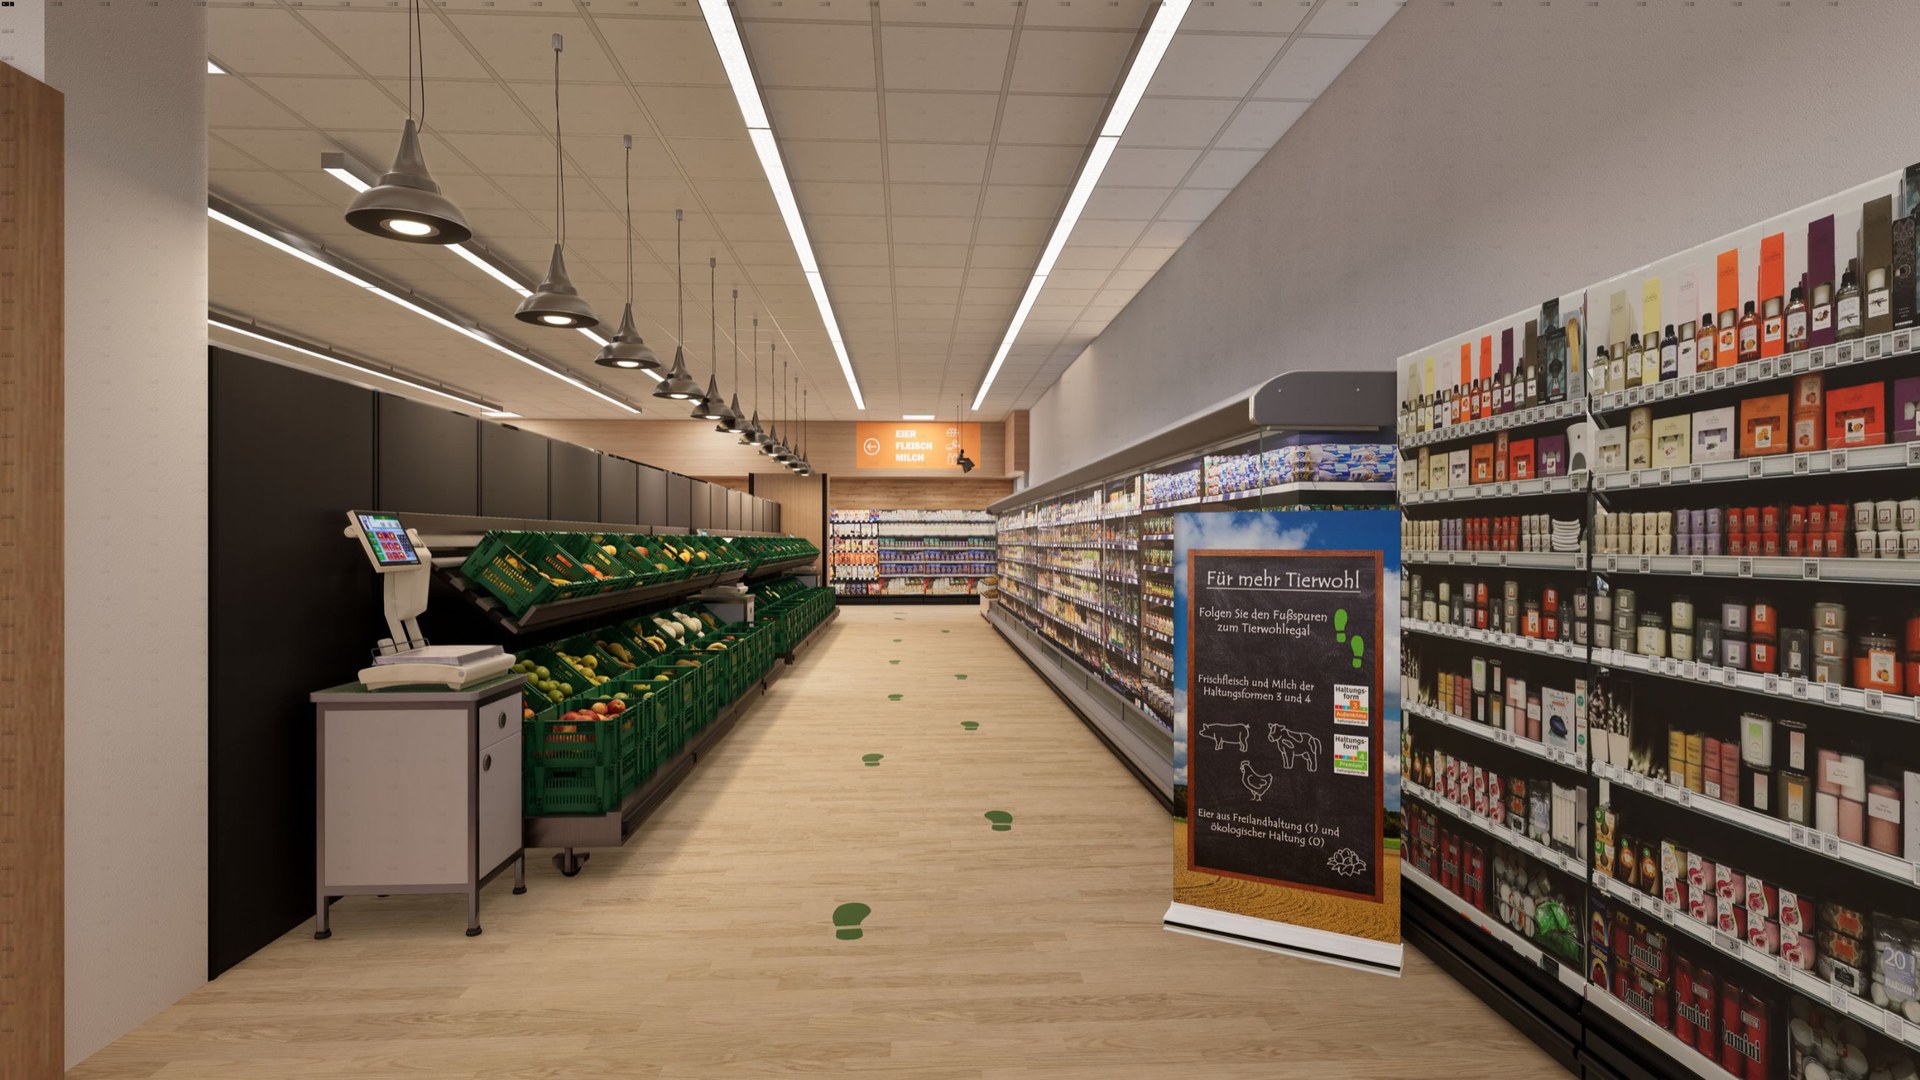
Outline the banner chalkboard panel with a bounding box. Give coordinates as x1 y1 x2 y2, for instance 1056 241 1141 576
1185 548 1384 902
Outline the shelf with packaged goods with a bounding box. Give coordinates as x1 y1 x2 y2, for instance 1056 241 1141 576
868 570 995 579
1402 549 1588 571
1587 870 1920 1052
999 558 1101 581
1402 470 1591 505
1594 551 1920 586
1405 781 1589 879
1405 701 1586 770
1142 625 1173 647
1583 986 1728 1080
1403 617 1588 663
1402 865 1591 993
1589 329 1918 415
1202 479 1400 504
1401 397 1590 450
1591 761 1920 892
1591 645 1920 725
1595 441 1920 494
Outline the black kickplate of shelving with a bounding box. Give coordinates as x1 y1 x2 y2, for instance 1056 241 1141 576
1404 887 1581 1077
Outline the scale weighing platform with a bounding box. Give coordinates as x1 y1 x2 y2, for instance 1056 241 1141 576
345 511 515 690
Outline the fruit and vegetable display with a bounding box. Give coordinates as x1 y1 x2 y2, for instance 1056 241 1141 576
520 599 797 817
461 530 781 618
746 576 837 655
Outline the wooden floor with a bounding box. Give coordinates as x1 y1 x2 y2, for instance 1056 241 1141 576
71 605 1560 1079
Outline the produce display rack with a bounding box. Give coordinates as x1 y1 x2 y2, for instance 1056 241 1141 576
829 509 996 601
1395 164 1920 1080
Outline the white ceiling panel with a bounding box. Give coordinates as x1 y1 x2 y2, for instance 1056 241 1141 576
209 1 1389 419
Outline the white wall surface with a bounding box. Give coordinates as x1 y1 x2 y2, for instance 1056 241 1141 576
46 6 209 1066
1028 0 1920 483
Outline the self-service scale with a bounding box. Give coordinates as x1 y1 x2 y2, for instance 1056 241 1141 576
344 510 514 690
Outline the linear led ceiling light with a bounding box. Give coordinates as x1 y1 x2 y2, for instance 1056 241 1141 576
698 0 865 411
207 59 226 74
902 413 936 421
970 0 1191 412
321 152 662 381
208 196 640 414
209 314 506 415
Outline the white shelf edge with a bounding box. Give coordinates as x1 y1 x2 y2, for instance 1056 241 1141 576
1403 783 1587 878
1404 700 1586 769
1402 865 1586 991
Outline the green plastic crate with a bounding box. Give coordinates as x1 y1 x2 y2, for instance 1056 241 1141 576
462 531 600 617
524 706 628 815
621 535 694 582
548 533 640 594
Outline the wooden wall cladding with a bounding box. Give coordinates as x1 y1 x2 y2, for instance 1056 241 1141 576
750 471 825 571
828 477 1015 511
0 62 64 1079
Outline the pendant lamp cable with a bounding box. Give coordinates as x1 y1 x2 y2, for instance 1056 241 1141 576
552 38 566 248
622 135 632 305
732 290 740 389
752 316 759 414
675 208 684 346
406 0 426 126
709 257 717 379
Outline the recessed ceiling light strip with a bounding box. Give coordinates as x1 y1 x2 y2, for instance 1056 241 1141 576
208 195 641 414
970 0 1192 412
208 312 509 415
700 0 865 411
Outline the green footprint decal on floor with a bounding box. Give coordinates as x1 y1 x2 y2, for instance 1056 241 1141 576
887 693 903 702
832 903 871 940
892 638 902 643
941 629 950 634
889 659 900 665
961 721 979 731
861 753 884 767
984 810 1013 831
954 674 968 680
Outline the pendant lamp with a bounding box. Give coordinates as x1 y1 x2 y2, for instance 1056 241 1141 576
786 376 806 472
691 258 735 422
792 387 809 475
594 134 659 371
515 34 599 329
758 342 782 455
738 318 765 445
955 401 976 473
344 0 470 244
716 291 747 434
651 209 705 400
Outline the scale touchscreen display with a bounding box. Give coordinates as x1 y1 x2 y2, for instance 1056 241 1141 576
358 513 419 566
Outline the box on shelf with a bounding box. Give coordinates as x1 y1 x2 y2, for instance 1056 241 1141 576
1825 381 1887 448
1738 394 1790 457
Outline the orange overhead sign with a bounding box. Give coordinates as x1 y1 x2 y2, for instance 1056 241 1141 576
855 422 981 471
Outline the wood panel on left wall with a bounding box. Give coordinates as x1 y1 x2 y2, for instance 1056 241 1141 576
0 62 65 1079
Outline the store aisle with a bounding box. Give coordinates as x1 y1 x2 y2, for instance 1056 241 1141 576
72 606 1557 1079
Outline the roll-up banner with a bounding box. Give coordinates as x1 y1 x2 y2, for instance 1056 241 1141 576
1164 510 1403 976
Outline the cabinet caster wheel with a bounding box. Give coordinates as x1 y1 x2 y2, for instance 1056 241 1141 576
465 927 482 937
314 930 332 941
552 850 590 877
512 885 527 894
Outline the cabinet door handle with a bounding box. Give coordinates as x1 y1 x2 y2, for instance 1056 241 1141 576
482 754 493 772
497 710 508 730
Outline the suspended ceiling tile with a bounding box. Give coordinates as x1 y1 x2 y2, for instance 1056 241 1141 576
987 143 1087 186
1157 186 1229 222
639 85 753 139
596 17 733 87
1024 0 1154 30
1304 0 1402 37
834 285 896 305
887 143 992 185
996 93 1106 145
1122 97 1238 148
441 13 624 84
1082 186 1171 220
880 26 1014 93
896 286 961 305
1103 146 1201 187
1065 216 1147 247
210 169 335 209
708 213 793 243
816 241 894 267
894 266 967 288
1257 36 1370 100
744 22 878 90
963 244 1036 270
827 265 895 287
894 245 972 268
981 184 1066 218
1117 245 1171 272
214 128 368 175
781 141 886 183
1053 245 1127 270
808 214 893 243
793 181 887 215
1151 34 1285 97
390 80 539 136
299 10 496 80
1181 0 1311 34
963 266 1030 290
738 0 872 22
766 88 881 140
1007 29 1134 96
1185 147 1267 189
882 92 1001 144
1215 99 1310 149
891 216 978 245
1137 219 1200 247
671 138 765 180
971 217 1050 246
1043 267 1110 290
211 9 359 77
889 184 984 217
875 0 1021 26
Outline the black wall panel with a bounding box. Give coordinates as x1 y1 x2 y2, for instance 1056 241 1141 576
209 348 379 978
728 488 745 531
479 423 549 517
637 464 668 527
667 473 692 527
599 456 639 525
375 395 478 515
767 499 780 533
689 480 712 530
548 440 599 522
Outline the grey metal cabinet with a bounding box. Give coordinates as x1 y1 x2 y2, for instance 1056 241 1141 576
310 674 528 938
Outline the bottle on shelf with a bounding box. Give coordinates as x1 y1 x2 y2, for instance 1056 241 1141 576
1696 313 1716 371
1784 286 1809 352
1716 307 1739 367
1625 333 1644 387
1760 296 1784 357
1736 300 1761 363
1835 264 1863 340
1659 324 1679 381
